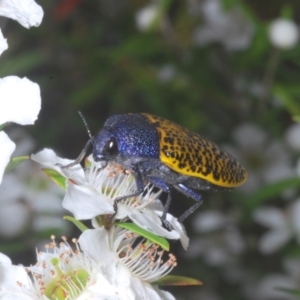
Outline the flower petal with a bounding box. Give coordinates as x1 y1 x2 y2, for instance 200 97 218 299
153 286 176 300
0 132 16 184
78 228 118 283
269 19 299 49
0 76 41 125
253 207 287 229
0 0 43 28
63 182 114 219
31 148 84 178
257 274 296 300
164 212 189 250
0 29 8 56
135 4 159 32
0 253 33 298
128 210 181 240
193 210 228 233
258 229 291 254
0 252 11 264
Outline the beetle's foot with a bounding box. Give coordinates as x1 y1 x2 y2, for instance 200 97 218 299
162 218 174 231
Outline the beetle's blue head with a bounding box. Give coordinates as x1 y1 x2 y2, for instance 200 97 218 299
93 114 159 163
93 128 118 162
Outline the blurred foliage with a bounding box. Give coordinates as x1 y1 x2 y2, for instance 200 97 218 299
2 0 300 299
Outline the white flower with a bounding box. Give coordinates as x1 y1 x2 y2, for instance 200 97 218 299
253 200 300 254
157 65 177 83
285 123 300 151
245 257 300 300
0 164 68 239
184 210 245 266
0 1 43 185
0 252 35 299
79 227 177 288
269 19 299 49
0 0 43 28
0 128 67 239
193 0 254 51
0 76 41 184
0 229 176 300
0 76 41 125
0 28 8 56
255 274 296 300
135 3 160 32
226 123 295 193
31 149 189 250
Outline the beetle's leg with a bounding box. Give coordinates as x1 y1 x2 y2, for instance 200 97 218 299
175 183 203 223
147 176 173 230
112 169 145 217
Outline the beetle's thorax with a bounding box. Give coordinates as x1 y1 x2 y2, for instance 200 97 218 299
93 114 160 163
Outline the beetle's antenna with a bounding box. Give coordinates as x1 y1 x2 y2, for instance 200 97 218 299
78 110 93 139
60 111 93 169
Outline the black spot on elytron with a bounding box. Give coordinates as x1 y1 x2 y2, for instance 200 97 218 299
178 163 187 169
164 137 175 145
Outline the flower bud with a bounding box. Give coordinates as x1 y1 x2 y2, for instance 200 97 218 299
269 19 299 49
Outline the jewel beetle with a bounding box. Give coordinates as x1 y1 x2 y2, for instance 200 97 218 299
66 113 247 226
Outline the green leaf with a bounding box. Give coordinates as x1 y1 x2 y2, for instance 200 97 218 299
42 169 67 190
5 156 29 172
154 275 202 286
63 216 88 232
0 51 45 77
281 5 294 19
277 288 300 297
116 222 170 251
293 115 300 123
273 85 300 116
0 123 6 131
245 177 300 209
0 241 29 254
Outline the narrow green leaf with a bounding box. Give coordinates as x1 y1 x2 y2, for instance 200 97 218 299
277 288 300 297
64 216 88 232
154 275 203 286
42 169 67 190
273 85 300 116
0 241 29 254
0 51 45 77
245 177 300 209
5 156 29 172
0 123 6 131
117 222 170 251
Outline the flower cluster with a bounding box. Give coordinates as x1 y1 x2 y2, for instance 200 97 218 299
26 149 190 299
0 2 202 299
1 147 187 299
0 0 43 184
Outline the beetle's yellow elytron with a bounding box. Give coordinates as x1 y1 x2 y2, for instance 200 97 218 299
67 113 247 227
143 114 247 188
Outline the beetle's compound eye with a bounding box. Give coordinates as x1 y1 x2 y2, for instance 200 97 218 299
103 137 118 157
